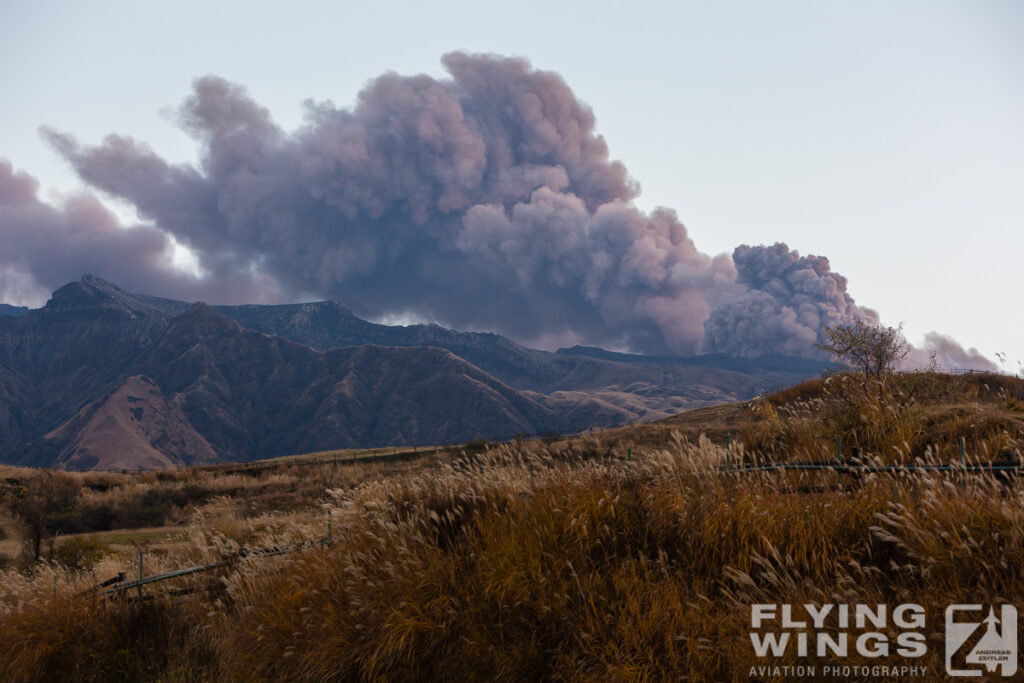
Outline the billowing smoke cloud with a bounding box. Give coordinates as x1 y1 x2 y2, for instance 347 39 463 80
34 53 740 353
0 161 174 301
904 333 998 372
0 52 994 367
702 243 878 357
0 161 279 305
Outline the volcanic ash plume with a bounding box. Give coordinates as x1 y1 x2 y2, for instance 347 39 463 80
904 333 997 372
0 52 993 366
0 161 278 305
702 243 878 357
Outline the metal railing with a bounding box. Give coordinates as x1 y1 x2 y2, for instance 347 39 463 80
90 529 337 600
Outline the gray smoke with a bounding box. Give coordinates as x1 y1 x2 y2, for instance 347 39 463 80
0 52 994 366
904 333 998 372
702 243 878 356
36 53 737 353
0 160 279 305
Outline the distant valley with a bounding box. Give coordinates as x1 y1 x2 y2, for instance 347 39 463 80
0 276 833 470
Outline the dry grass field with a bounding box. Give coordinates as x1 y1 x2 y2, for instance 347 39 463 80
1 371 1022 681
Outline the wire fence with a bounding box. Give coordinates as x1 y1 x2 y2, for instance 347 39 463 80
718 461 1024 475
935 367 1017 376
88 527 338 602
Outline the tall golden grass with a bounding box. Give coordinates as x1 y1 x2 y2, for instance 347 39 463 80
0 372 1021 681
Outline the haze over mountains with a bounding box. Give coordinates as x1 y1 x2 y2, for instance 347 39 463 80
0 276 831 470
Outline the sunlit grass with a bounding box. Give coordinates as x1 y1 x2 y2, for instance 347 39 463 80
1 371 1022 680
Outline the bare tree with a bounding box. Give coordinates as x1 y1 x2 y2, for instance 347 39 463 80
4 470 80 564
817 319 910 381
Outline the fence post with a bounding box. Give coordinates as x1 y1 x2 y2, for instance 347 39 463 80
725 434 732 469
959 436 966 464
835 435 843 465
138 549 144 599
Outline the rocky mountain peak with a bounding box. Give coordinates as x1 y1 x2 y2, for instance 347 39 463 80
45 275 172 319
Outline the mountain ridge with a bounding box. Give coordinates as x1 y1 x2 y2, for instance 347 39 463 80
0 277 833 469
0 304 29 318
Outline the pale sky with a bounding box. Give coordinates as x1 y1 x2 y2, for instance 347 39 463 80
1 0 1021 365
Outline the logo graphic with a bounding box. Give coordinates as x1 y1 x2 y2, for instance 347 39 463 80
946 605 1018 677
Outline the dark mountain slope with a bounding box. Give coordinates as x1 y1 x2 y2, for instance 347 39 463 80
217 302 564 389
137 304 562 458
216 300 826 402
3 300 583 468
0 276 832 469
0 278 177 443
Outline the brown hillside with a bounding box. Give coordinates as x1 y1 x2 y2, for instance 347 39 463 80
597 371 1024 464
46 375 217 471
